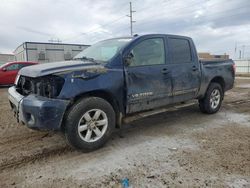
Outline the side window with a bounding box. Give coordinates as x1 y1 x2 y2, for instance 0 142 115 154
6 64 19 71
169 38 192 63
18 63 31 69
129 38 165 66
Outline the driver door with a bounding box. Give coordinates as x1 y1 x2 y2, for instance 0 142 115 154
124 37 172 114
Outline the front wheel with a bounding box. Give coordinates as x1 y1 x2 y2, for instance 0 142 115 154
64 97 115 152
199 83 223 114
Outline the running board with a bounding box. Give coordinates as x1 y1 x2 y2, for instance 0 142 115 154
122 101 197 124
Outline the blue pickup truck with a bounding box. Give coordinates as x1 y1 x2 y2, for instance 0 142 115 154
8 34 235 151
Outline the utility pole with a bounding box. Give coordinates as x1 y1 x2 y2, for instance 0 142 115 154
127 2 136 36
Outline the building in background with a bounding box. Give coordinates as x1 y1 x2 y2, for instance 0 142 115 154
0 53 15 65
234 60 250 74
14 42 90 63
198 52 250 74
198 52 229 60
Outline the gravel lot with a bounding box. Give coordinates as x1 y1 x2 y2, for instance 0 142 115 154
0 78 249 188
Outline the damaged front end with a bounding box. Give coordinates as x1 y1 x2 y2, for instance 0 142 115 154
8 60 109 131
16 75 65 98
8 75 69 131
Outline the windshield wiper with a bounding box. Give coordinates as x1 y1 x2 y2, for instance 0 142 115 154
74 56 100 64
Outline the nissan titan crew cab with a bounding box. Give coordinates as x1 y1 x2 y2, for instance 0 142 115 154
8 34 235 151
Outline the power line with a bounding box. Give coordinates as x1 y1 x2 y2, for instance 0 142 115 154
16 26 53 37
134 2 249 31
63 1 133 42
132 0 209 32
92 0 245 38
63 0 249 43
62 0 198 41
135 0 201 20
136 0 243 23
76 0 169 38
63 15 127 42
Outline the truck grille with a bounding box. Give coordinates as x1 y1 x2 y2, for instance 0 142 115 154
16 75 65 98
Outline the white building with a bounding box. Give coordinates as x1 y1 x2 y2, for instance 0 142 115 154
0 53 15 65
14 42 89 63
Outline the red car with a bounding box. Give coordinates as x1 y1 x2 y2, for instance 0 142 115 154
0 61 38 85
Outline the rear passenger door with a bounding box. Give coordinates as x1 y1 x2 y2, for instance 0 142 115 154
124 37 172 113
167 37 201 102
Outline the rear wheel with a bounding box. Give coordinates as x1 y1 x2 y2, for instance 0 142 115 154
65 97 115 151
199 83 223 114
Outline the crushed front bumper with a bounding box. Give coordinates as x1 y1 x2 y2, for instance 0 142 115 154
8 86 70 130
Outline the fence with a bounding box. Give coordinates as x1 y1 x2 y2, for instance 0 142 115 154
234 60 250 74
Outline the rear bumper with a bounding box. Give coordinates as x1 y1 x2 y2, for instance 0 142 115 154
8 86 70 130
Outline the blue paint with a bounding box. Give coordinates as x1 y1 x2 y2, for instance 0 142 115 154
8 34 235 130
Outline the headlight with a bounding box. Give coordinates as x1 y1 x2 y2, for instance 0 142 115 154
16 75 65 98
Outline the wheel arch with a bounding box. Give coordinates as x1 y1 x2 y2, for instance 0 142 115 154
198 76 225 100
209 76 225 92
62 90 122 130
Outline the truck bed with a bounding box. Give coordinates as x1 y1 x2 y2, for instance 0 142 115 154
197 59 235 99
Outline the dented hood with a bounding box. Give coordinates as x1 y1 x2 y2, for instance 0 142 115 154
19 60 105 77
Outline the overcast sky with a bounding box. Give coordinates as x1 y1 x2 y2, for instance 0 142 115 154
0 0 250 59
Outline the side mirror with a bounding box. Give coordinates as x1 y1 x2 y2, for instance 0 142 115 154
124 52 134 66
2 68 7 72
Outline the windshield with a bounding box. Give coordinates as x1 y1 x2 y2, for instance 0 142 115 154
74 38 131 62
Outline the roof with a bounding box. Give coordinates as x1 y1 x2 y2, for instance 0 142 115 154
0 53 14 56
14 42 90 53
3 61 38 64
24 41 90 46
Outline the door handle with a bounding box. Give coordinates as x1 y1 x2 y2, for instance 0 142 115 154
161 68 169 74
192 66 198 71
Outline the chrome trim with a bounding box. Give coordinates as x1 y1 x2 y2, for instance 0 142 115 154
8 86 25 123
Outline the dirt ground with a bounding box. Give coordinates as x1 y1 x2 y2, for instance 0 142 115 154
0 78 249 188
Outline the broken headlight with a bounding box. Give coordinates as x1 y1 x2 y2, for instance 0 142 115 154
16 75 65 98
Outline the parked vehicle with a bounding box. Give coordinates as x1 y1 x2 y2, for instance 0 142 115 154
0 61 38 85
8 34 235 151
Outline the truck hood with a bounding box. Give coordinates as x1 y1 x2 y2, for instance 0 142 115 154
19 60 105 77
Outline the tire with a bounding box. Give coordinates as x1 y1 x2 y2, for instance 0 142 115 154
199 83 223 114
64 97 115 152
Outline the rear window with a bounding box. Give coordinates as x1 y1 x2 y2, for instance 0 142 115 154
169 38 192 63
